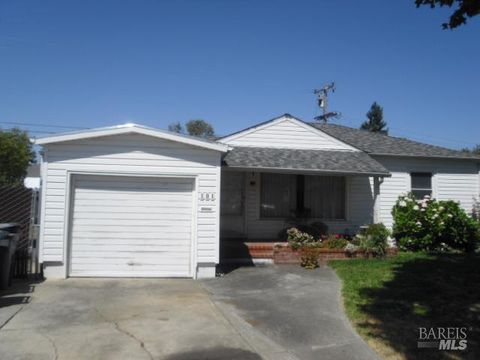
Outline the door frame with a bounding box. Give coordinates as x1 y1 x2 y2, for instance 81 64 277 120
64 171 198 278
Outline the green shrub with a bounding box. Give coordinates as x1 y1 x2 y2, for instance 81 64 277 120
355 223 390 256
392 193 479 252
286 228 320 250
320 235 348 249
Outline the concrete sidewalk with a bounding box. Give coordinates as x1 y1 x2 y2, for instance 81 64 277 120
202 265 379 360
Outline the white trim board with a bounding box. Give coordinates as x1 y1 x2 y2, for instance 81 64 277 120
35 123 229 153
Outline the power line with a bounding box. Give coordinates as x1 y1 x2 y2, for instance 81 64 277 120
0 121 88 130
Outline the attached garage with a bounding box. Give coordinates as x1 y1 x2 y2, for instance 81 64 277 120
69 175 195 278
36 124 228 279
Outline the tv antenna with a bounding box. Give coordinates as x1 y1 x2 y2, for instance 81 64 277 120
314 82 340 123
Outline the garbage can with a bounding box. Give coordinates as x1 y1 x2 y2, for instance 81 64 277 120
0 223 20 290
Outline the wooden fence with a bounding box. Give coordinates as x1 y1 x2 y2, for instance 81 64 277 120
0 186 40 277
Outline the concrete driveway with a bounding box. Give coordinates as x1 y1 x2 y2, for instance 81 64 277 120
0 278 260 360
0 266 377 360
203 265 379 360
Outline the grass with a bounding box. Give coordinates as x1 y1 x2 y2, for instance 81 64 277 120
329 252 480 359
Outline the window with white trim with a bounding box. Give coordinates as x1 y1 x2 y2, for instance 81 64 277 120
411 172 432 199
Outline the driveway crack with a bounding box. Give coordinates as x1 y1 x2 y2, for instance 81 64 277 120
40 333 59 360
0 306 24 330
94 308 154 360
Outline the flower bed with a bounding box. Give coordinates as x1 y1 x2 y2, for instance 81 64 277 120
273 243 397 265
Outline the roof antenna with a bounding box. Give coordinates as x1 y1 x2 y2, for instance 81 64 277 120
314 82 340 123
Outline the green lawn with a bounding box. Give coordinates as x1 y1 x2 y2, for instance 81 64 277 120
329 252 480 360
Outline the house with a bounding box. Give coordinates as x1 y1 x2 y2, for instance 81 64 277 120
35 115 480 279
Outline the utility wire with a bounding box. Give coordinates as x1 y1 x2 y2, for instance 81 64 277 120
0 121 88 130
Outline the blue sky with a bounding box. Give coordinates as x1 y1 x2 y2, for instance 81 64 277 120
1 0 479 149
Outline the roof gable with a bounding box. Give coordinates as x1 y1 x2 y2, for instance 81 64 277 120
35 124 229 152
220 114 359 151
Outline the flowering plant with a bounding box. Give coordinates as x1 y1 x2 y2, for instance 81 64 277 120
392 193 479 252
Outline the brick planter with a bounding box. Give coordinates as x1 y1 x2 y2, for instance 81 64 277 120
273 243 397 265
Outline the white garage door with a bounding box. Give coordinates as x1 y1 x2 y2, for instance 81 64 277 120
69 175 194 277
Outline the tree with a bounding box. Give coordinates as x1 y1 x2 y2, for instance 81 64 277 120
461 144 480 154
185 119 215 139
415 0 480 29
168 122 183 134
360 102 388 134
0 128 35 186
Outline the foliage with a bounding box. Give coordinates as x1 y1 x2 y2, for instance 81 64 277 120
278 218 328 241
168 122 183 133
461 144 480 154
300 248 320 269
355 223 390 257
0 128 35 186
360 102 388 134
330 252 480 359
344 242 359 256
415 0 480 29
185 119 215 139
286 228 320 250
392 193 479 252
167 119 215 139
320 235 349 249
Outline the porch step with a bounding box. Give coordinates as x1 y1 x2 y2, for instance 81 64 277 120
220 241 278 260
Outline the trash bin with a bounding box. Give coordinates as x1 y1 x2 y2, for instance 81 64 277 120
0 223 20 290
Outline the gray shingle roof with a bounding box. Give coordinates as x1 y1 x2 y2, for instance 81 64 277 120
223 147 390 176
312 123 480 160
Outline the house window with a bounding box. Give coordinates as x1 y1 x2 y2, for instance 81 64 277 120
260 174 297 218
221 172 245 215
304 175 346 219
411 172 432 199
260 173 346 220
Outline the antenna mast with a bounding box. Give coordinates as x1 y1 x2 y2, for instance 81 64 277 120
314 82 339 123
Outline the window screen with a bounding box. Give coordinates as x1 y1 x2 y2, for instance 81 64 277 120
304 176 346 220
411 172 432 199
260 173 297 218
221 172 245 215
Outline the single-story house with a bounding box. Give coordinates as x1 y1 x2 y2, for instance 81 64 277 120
35 114 480 279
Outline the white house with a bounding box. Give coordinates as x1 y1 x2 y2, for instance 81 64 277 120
35 115 480 279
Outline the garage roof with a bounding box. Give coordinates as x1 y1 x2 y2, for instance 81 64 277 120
34 123 229 152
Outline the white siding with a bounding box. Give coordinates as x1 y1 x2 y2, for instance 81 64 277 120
220 171 374 239
375 156 480 228
221 117 358 150
40 133 222 274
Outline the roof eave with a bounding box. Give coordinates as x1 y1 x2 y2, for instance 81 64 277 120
34 125 229 153
222 165 391 177
370 153 480 161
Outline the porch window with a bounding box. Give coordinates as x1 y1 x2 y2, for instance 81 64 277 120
411 172 432 199
304 176 346 219
260 174 297 218
221 172 245 215
260 173 346 220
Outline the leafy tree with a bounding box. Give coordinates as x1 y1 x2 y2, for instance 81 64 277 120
360 102 388 134
168 122 183 134
415 0 480 29
0 128 35 186
185 119 215 139
461 144 480 154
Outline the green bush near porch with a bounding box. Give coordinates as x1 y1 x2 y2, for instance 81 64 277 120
392 193 480 252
